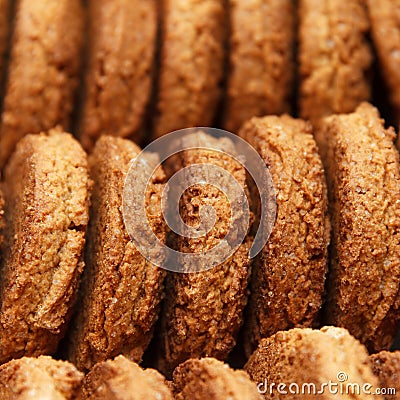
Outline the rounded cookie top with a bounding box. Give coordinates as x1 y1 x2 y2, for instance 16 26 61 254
81 355 173 400
173 358 262 400
298 0 372 123
0 128 90 364
78 0 157 151
0 356 83 400
0 0 84 168
153 0 225 137
319 102 400 352
67 135 167 372
245 327 381 399
223 0 295 133
239 115 329 356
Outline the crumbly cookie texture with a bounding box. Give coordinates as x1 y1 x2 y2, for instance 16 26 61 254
78 0 157 151
245 327 382 400
0 356 83 400
154 0 225 137
369 351 400 400
173 358 262 400
157 131 252 376
298 0 372 124
223 0 295 133
319 103 400 352
0 0 84 167
0 128 90 364
367 0 400 119
67 136 166 372
239 115 329 356
81 355 173 400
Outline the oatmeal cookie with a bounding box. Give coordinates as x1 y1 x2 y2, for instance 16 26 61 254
0 128 90 364
0 0 84 167
239 115 329 356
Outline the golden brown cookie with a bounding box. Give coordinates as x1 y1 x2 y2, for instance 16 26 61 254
81 355 173 400
157 131 252 376
239 115 329 356
245 327 382 400
223 0 295 133
319 103 400 352
367 1 400 119
0 0 84 168
67 136 166 372
0 356 83 399
0 0 12 90
0 128 90 364
370 351 400 400
173 358 262 400
153 0 225 137
78 0 157 151
298 0 372 124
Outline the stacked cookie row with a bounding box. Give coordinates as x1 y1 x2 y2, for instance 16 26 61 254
0 327 398 399
0 0 399 165
0 102 399 378
0 354 262 399
0 0 399 398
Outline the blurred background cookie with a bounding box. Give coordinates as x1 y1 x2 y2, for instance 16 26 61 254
78 0 157 151
245 327 381 400
369 351 400 400
0 0 84 168
298 0 372 124
0 128 90 364
153 0 225 137
0 0 12 93
223 0 295 133
67 136 166 372
319 103 400 352
173 358 261 400
157 131 253 376
81 355 173 400
0 356 83 399
367 0 400 123
239 115 329 356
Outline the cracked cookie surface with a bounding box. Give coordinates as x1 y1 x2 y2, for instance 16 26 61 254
0 128 90 364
